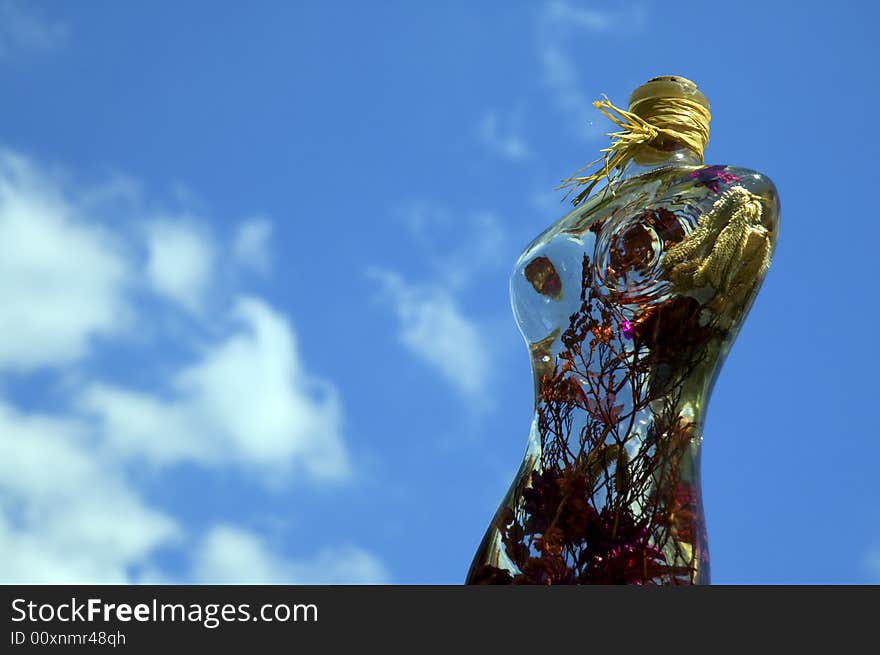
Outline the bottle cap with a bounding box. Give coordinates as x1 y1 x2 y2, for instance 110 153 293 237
628 76 710 116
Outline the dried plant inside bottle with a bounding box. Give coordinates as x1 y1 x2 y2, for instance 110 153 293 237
466 76 779 585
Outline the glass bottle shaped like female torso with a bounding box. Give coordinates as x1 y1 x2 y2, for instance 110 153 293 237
466 148 779 585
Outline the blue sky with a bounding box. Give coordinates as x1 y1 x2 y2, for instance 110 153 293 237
0 0 877 584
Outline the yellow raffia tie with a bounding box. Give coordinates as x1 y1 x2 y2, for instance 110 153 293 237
560 95 711 206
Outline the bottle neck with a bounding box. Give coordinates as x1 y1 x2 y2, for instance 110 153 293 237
621 142 702 179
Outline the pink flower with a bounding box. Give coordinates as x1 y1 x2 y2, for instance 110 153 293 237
584 392 624 424
688 165 741 193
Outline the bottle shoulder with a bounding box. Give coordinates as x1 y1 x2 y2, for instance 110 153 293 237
519 163 779 262
511 162 780 342
617 163 779 229
707 165 780 229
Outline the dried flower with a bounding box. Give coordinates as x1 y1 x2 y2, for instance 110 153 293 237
584 392 624 425
688 165 741 193
471 253 711 586
524 256 563 299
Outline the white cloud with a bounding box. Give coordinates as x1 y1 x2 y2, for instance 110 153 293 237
399 204 507 290
76 385 204 464
193 525 389 584
866 545 880 582
144 218 216 313
540 45 597 140
544 1 614 31
478 111 530 161
0 146 366 584
437 211 506 290
78 296 350 481
372 204 509 405
176 297 348 479
0 151 131 372
538 2 647 141
368 269 491 400
531 187 568 215
0 401 179 583
233 217 273 273
0 392 376 585
0 0 67 58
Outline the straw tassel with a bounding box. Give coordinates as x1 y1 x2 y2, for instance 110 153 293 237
560 95 711 206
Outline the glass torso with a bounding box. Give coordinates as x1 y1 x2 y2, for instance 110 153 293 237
466 162 779 585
